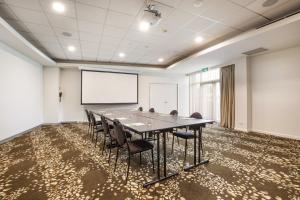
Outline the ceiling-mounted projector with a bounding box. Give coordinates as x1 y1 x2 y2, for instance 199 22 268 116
139 4 162 32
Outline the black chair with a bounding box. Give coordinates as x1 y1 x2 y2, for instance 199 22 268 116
138 107 143 111
149 108 155 113
90 112 103 146
100 115 132 161
113 120 154 182
85 109 92 136
171 112 203 162
170 110 178 116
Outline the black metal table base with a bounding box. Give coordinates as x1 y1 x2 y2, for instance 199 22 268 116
184 159 209 171
143 172 179 187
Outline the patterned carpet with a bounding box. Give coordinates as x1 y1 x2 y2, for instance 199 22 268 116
0 123 299 200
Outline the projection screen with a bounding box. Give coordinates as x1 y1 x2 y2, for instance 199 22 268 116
81 70 138 104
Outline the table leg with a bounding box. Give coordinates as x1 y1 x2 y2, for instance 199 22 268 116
143 132 179 187
184 126 209 171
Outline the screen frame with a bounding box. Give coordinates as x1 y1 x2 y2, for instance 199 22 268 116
81 70 139 105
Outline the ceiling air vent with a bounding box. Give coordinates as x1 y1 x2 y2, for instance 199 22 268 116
242 48 268 55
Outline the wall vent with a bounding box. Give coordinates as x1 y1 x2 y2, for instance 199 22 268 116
242 48 268 55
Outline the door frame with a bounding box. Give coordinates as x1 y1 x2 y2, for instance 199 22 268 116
148 83 178 112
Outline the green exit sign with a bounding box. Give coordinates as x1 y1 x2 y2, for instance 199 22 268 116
201 67 208 72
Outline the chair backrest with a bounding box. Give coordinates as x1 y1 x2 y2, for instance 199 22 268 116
101 115 109 136
138 107 143 111
90 112 97 126
85 109 91 122
170 110 178 116
149 108 155 113
113 119 127 146
190 112 203 119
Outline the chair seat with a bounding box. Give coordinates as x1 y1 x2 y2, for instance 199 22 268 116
126 140 154 154
173 131 195 139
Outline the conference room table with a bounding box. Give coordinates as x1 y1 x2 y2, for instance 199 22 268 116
93 109 213 187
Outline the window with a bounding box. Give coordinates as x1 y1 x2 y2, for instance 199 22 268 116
190 68 220 122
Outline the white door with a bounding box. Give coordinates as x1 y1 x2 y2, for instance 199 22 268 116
149 83 178 114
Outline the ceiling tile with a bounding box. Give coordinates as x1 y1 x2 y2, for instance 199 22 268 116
97 50 114 61
76 0 110 9
101 35 122 46
9 6 49 25
76 3 106 23
32 34 58 43
109 0 144 16
200 0 265 28
106 11 135 28
247 0 289 14
79 31 101 42
41 0 76 18
178 0 211 16
201 22 237 37
262 0 300 19
24 22 54 35
5 0 42 11
47 14 77 30
102 25 127 38
42 43 66 59
78 20 102 34
185 16 216 32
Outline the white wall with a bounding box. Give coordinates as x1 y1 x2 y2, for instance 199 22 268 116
43 67 60 123
0 42 43 141
250 46 300 139
43 68 190 122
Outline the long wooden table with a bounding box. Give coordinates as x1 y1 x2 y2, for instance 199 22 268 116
93 109 213 187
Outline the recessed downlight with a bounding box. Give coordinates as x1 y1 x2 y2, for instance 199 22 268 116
52 1 65 13
194 36 203 43
118 52 125 58
193 0 204 8
68 45 75 52
158 58 164 63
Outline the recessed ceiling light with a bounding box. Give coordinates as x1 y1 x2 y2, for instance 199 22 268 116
139 21 150 32
119 52 125 58
68 45 75 52
193 0 204 8
158 58 164 63
52 1 65 13
194 36 203 43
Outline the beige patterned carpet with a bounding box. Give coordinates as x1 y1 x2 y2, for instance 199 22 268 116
0 123 299 200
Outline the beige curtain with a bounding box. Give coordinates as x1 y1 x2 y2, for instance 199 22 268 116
220 65 235 129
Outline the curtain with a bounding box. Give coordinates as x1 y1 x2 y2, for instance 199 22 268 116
220 65 235 129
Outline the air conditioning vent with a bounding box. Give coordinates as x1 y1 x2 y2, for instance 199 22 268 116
242 48 268 55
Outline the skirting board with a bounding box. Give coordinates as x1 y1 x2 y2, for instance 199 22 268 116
250 129 300 140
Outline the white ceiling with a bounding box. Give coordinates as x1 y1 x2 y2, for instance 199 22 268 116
167 12 300 74
0 0 300 66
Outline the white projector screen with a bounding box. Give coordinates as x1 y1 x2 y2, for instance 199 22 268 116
81 70 138 104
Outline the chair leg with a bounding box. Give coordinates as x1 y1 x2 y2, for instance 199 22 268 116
95 132 98 147
102 135 106 154
171 134 175 154
151 149 154 172
114 147 119 172
92 127 95 141
177 136 179 145
184 139 188 163
108 144 112 164
126 154 131 183
139 152 142 165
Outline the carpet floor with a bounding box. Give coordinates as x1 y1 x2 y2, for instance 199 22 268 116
0 123 299 200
